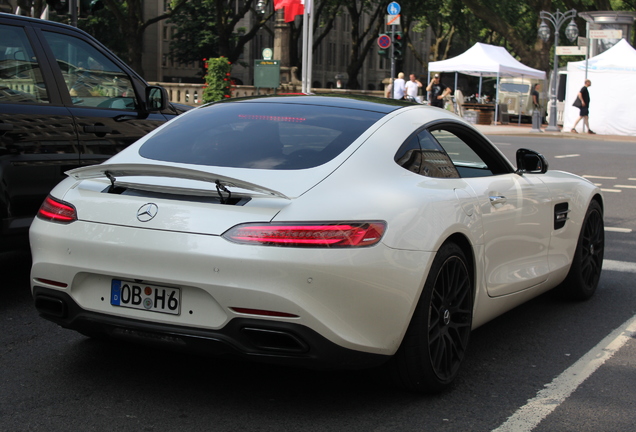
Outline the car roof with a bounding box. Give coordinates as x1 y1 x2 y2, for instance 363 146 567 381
217 94 418 114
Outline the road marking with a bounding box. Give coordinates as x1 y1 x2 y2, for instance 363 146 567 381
492 314 636 432
555 154 580 159
600 188 621 193
614 184 636 189
583 175 617 180
603 259 636 272
605 227 633 233
629 178 636 181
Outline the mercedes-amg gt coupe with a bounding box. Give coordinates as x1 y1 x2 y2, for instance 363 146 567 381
30 95 604 392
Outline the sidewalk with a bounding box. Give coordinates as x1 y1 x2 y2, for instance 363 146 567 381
475 122 636 143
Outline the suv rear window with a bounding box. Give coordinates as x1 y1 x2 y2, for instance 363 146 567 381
139 102 383 170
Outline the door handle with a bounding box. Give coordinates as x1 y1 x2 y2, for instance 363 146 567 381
83 125 112 134
489 195 507 205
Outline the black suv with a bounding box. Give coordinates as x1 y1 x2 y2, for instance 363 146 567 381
0 13 189 250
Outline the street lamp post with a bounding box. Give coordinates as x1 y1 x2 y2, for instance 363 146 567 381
538 9 579 132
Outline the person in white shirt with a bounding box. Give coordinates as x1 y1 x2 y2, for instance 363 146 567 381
393 72 406 100
405 74 422 101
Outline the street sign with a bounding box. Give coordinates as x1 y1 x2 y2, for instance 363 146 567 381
578 37 588 47
386 14 400 25
387 2 400 15
254 60 280 89
556 46 587 55
377 34 391 49
589 29 623 39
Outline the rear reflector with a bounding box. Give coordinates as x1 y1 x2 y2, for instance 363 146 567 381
37 196 77 223
223 222 386 248
34 278 68 288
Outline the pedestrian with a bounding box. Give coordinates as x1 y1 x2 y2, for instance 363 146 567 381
393 72 406 100
426 74 451 108
405 73 422 101
571 79 595 134
531 83 540 108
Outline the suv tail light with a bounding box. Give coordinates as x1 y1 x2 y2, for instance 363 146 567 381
223 222 386 248
37 196 77 223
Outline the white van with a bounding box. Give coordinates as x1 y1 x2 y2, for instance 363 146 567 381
498 77 547 120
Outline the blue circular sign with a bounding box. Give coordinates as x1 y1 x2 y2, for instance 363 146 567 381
387 2 400 15
377 34 391 49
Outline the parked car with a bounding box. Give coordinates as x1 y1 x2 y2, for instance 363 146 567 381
498 77 547 121
30 95 604 393
0 12 190 250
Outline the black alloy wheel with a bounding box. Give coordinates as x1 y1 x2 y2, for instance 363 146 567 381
428 253 473 382
580 204 604 287
390 242 473 393
559 200 604 301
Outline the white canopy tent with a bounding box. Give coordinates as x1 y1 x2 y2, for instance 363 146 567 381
428 43 546 123
564 39 636 136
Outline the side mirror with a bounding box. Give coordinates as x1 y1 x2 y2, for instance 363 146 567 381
145 86 168 112
516 148 548 175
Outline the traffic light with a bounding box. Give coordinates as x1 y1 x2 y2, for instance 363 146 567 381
393 31 403 60
45 0 68 14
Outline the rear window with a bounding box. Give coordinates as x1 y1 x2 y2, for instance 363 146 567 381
139 102 384 170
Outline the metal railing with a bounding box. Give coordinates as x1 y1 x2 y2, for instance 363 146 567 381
150 82 384 106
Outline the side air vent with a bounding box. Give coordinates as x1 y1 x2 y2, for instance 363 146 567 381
554 202 570 230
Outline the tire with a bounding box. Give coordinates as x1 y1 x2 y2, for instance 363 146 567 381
389 242 473 393
558 200 604 301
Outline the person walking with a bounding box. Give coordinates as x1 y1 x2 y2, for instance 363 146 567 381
393 72 406 100
426 74 451 108
532 83 541 108
405 73 422 101
571 79 595 134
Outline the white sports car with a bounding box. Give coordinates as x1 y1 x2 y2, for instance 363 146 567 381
30 95 604 392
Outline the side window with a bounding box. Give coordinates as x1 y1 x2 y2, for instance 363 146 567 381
41 31 137 110
395 130 459 178
430 128 498 178
0 24 49 104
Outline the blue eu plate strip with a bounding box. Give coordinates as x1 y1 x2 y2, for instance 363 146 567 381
111 280 121 306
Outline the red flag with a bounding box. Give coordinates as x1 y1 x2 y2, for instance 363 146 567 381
274 0 304 22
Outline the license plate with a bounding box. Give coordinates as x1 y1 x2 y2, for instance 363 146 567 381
111 280 180 315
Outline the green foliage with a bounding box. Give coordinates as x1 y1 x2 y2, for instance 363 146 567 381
78 9 128 60
169 0 219 68
203 57 233 103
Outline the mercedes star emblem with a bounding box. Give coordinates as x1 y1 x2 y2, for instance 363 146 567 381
137 203 159 222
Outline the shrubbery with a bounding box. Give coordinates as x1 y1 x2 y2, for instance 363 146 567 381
202 57 232 103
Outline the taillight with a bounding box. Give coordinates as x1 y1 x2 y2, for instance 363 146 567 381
223 222 386 248
37 195 77 223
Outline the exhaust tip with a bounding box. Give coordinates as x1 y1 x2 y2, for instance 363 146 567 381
242 327 309 353
34 295 67 318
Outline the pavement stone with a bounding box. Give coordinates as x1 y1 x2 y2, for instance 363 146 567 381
475 122 636 143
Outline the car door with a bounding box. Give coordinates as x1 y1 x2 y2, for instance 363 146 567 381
0 20 79 237
35 26 171 166
428 124 553 297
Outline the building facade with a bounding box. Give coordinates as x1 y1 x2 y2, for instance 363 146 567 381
141 0 431 92
0 0 431 91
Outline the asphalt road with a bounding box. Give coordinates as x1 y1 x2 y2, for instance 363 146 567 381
2 135 635 431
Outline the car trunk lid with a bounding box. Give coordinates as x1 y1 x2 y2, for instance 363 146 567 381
62 163 292 236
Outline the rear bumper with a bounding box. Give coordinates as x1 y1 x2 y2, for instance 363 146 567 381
33 286 389 369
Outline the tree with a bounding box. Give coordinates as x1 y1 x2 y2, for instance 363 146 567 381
169 0 275 70
93 0 189 76
342 0 385 89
